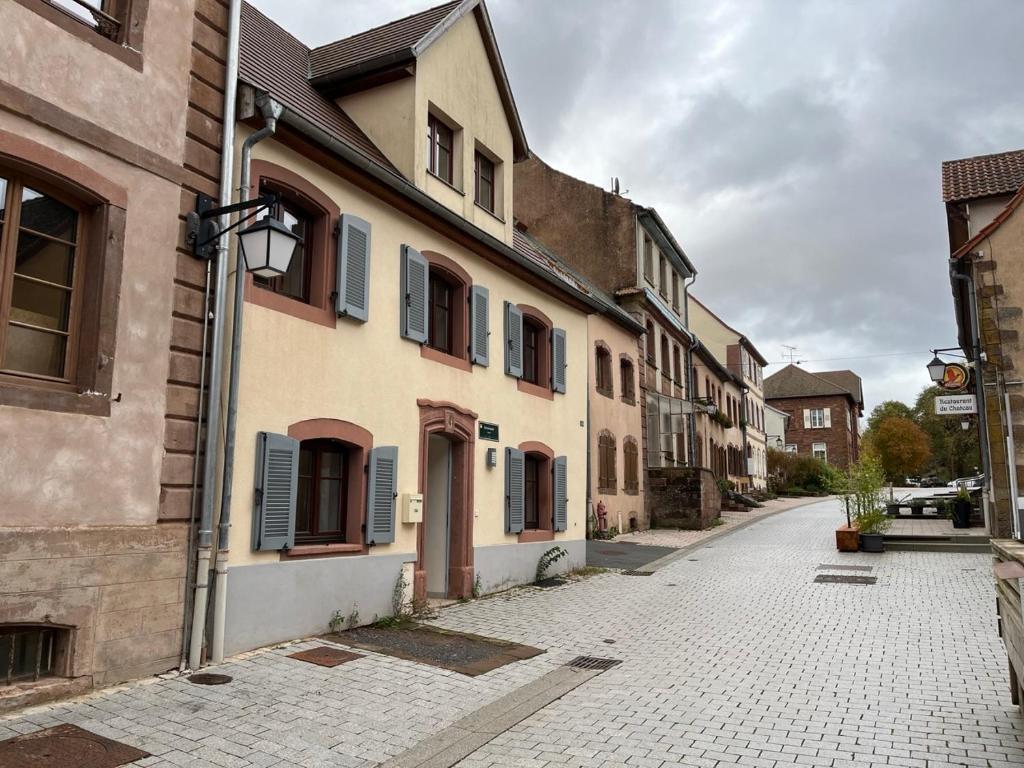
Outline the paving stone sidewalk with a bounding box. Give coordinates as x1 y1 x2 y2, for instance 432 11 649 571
1 498 1021 768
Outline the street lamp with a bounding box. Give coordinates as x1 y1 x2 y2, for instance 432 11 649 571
927 355 946 384
238 216 301 278
961 419 971 431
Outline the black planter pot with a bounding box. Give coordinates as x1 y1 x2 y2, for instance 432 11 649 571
860 533 885 553
885 503 901 516
952 500 972 529
910 505 924 516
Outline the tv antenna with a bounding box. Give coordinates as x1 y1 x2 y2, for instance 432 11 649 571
781 345 799 364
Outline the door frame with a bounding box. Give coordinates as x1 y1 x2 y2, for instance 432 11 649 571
415 399 477 601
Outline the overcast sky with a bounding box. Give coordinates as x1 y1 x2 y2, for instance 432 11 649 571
250 0 1024 415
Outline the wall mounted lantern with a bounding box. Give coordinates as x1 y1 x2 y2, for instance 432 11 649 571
927 355 946 384
185 191 300 274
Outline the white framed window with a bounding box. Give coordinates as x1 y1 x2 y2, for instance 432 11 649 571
812 442 827 461
785 444 797 453
810 408 825 428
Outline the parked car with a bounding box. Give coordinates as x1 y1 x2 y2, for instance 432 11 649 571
948 474 984 491
920 475 945 488
904 477 922 487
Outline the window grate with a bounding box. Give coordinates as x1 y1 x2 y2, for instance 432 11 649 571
566 656 622 671
814 574 877 585
817 564 873 572
1 627 56 686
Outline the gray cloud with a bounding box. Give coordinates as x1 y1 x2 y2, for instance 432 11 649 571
249 0 1024 414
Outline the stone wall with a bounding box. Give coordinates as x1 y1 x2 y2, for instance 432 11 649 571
647 466 722 530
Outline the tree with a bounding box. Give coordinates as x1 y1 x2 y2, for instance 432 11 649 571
914 386 981 481
865 416 931 482
866 400 914 435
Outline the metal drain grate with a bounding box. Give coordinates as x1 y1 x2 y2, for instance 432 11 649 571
288 646 362 667
621 570 653 576
188 673 232 685
817 564 873 572
0 724 149 768
814 574 877 585
566 656 622 671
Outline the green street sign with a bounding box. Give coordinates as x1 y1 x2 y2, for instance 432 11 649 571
479 422 499 441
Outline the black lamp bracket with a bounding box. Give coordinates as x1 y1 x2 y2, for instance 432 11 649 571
185 192 280 260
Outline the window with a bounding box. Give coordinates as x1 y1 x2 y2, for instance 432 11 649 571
296 440 349 544
522 316 542 384
812 442 827 461
659 255 668 297
524 453 541 529
672 344 682 385
595 344 612 397
427 114 454 184
253 185 312 303
643 236 653 282
671 272 679 310
474 151 495 212
620 358 635 404
660 334 670 387
0 174 85 383
1 626 60 685
810 408 825 428
785 444 797 453
598 431 616 492
645 320 656 364
624 438 639 492
427 269 454 354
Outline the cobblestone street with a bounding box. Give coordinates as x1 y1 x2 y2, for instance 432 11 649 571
2 498 1021 767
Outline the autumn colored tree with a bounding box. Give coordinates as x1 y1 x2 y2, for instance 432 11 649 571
866 400 914 434
913 386 981 480
865 416 932 482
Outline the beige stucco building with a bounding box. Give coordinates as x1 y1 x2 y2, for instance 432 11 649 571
0 0 226 707
208 0 629 655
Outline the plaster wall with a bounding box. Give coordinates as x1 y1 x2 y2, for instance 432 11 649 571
968 195 1015 238
337 77 417 181
226 136 589 570
588 314 645 531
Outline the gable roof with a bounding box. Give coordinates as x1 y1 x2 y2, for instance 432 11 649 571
239 3 396 171
307 0 528 161
942 148 1024 202
951 184 1024 259
764 364 863 408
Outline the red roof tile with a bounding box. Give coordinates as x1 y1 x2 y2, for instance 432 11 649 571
942 149 1024 202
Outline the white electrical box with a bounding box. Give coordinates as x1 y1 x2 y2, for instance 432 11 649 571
402 493 423 524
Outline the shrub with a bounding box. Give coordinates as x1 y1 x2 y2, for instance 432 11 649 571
768 448 841 495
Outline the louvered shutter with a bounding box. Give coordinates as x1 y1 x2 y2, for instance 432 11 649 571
504 301 523 378
367 446 398 544
553 456 568 532
803 409 811 429
551 328 567 393
823 407 832 428
400 245 428 343
252 432 298 551
336 214 371 321
505 447 525 534
469 285 489 366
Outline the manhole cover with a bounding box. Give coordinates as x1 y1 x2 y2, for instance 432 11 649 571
814 574 877 585
621 570 653 576
602 639 616 644
0 724 148 768
817 564 873 572
566 656 622 671
188 673 233 685
288 646 362 667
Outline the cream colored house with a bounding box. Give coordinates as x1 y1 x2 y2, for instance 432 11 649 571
210 1 615 655
688 296 769 490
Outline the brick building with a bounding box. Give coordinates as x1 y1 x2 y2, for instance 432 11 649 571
763 365 863 469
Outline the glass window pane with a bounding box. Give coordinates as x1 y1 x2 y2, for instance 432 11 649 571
3 324 67 378
14 233 75 286
318 478 341 532
319 448 343 478
20 187 77 242
0 176 7 222
10 276 72 331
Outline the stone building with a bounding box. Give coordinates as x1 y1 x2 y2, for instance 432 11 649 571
0 0 227 708
764 365 863 469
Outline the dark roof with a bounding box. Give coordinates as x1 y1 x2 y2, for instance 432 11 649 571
308 1 461 78
764 364 863 407
942 149 1024 202
239 3 396 171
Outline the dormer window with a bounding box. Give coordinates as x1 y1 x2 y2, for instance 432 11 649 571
474 152 495 213
427 114 454 185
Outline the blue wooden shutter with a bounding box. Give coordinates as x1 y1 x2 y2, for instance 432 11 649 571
505 447 525 534
367 446 398 544
336 214 371 321
551 327 567 393
469 285 489 366
504 301 523 378
252 432 298 551
401 245 428 343
553 455 568 532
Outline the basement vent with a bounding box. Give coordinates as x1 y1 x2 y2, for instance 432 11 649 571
817 564 873 572
814 575 877 585
188 673 232 685
621 570 653 576
566 656 622 671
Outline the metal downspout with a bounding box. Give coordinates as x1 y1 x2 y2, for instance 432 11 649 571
189 0 242 671
951 261 993 533
210 96 283 665
683 275 697 465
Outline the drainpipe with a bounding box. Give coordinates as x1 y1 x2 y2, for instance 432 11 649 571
210 94 284 665
683 275 697 465
1004 383 1021 540
189 0 242 672
950 260 992 533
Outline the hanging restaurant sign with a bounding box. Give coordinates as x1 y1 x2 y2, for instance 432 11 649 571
935 395 977 415
938 362 970 391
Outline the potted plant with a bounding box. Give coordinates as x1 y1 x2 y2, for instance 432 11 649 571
855 508 892 552
885 494 908 516
909 498 925 516
952 487 972 529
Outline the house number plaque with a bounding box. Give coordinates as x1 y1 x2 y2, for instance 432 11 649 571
479 422 499 441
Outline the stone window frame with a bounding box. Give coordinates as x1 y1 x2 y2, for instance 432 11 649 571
516 303 553 401
14 0 149 71
594 340 613 399
619 353 636 405
0 131 126 417
421 251 473 373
